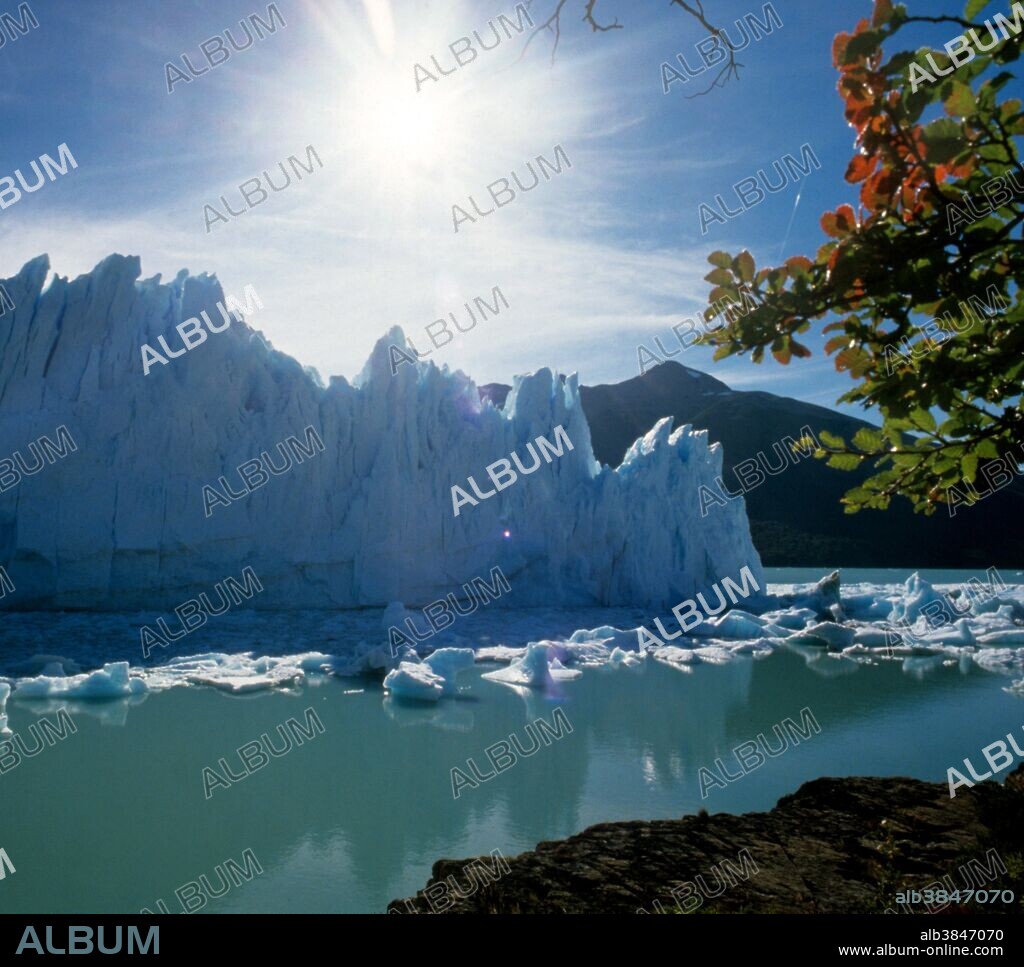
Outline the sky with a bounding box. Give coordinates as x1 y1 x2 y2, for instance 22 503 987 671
0 0 990 417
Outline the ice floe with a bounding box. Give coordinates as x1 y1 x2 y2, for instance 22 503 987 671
0 574 1021 716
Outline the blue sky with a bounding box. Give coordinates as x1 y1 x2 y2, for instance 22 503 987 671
0 0 991 417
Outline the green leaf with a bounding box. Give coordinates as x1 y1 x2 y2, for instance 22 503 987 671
961 451 979 483
708 251 732 269
853 428 885 452
910 407 937 433
921 117 966 164
705 268 733 286
827 453 863 471
944 81 977 117
818 429 846 449
734 251 755 283
965 0 990 19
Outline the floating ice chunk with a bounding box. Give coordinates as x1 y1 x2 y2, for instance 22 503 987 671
562 626 641 665
841 590 895 621
383 662 445 702
947 587 1024 620
13 661 146 700
785 570 845 619
545 634 626 668
0 682 9 734
928 618 976 647
761 607 817 630
977 629 1024 646
568 626 639 649
693 645 735 665
146 652 330 692
609 647 644 668
889 574 956 626
475 645 525 664
852 627 895 648
652 646 698 671
557 641 616 667
705 610 788 640
727 637 776 658
973 648 1022 674
423 648 475 695
482 642 582 688
789 622 856 650
1004 678 1024 697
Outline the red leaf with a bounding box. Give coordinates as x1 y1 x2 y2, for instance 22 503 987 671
872 0 894 27
845 154 875 183
832 32 852 69
835 204 857 233
860 169 899 211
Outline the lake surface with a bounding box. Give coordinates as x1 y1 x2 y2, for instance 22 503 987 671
2 567 1022 913
1 643 1021 914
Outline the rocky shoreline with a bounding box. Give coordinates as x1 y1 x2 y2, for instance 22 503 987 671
389 767 1024 914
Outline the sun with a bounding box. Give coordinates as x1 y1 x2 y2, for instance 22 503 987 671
262 0 593 225
344 68 462 176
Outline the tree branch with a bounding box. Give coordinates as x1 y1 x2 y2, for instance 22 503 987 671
521 0 622 65
671 0 744 96
524 0 740 94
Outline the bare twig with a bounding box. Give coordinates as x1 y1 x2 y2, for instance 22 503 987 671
671 0 743 98
521 0 623 65
521 0 742 95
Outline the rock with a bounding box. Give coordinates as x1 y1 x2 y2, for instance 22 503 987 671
388 766 1024 913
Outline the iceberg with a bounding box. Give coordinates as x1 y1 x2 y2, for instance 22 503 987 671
482 641 583 688
422 648 475 695
890 573 958 626
383 648 474 701
0 682 9 734
0 254 763 612
11 661 146 700
383 662 446 702
788 622 857 650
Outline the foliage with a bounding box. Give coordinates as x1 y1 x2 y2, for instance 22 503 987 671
698 0 1023 514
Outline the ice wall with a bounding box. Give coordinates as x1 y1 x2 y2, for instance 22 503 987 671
0 254 763 610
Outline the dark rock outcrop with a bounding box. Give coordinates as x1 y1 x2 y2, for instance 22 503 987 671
389 767 1024 914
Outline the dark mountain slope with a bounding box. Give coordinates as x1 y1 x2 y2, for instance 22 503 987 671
481 362 1024 568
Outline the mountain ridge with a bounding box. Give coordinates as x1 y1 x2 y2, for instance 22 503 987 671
482 361 1024 568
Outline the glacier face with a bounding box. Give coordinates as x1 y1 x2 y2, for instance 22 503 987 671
0 254 763 610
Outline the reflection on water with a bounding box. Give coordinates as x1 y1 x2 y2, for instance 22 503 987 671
1 651 1021 914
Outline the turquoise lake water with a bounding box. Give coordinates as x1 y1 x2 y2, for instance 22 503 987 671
1 646 1021 914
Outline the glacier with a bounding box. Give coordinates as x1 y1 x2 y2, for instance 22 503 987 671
0 254 763 611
